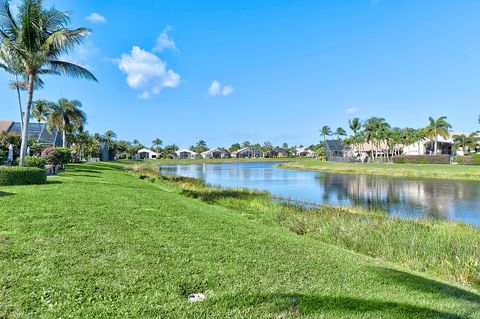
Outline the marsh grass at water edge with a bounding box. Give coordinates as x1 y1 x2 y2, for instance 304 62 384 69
132 163 480 289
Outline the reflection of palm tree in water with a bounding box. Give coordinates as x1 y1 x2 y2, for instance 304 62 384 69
316 173 475 220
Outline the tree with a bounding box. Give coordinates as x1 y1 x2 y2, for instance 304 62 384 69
41 146 72 173
386 128 402 160
452 133 477 154
31 99 51 142
348 118 361 134
229 143 241 152
46 98 86 147
320 126 331 142
152 138 163 154
161 144 179 159
70 131 100 161
241 141 251 148
335 127 347 140
363 117 391 161
191 140 208 154
0 0 97 166
423 116 452 154
262 141 273 156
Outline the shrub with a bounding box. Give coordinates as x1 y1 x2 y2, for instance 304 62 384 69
0 150 6 164
42 147 72 167
0 167 47 185
24 156 47 169
473 154 480 165
392 155 450 165
456 155 480 165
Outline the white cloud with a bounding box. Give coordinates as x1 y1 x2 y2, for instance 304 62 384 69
208 80 221 96
117 46 180 99
346 107 360 115
86 12 106 23
154 26 177 52
208 80 234 97
222 85 234 96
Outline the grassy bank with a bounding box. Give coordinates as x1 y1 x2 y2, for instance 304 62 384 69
133 163 480 290
279 160 480 180
1 163 479 318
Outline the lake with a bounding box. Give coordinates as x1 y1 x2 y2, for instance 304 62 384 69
159 162 480 226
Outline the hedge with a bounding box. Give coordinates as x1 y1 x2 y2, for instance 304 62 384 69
0 167 47 186
392 155 450 164
456 154 480 165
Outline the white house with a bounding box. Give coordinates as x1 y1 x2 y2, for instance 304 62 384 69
201 148 230 159
295 147 315 157
403 132 480 156
342 131 480 161
137 148 159 159
231 147 263 158
175 149 197 159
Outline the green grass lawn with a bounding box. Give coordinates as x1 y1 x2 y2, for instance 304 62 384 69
279 160 480 180
1 163 479 318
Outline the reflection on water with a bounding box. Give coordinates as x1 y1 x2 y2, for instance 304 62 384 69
159 162 480 226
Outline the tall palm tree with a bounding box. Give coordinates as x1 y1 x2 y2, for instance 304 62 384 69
363 117 391 161
423 116 451 154
348 118 361 134
320 126 332 142
0 0 97 166
46 98 86 147
32 99 52 142
152 138 163 153
9 77 26 131
335 127 347 140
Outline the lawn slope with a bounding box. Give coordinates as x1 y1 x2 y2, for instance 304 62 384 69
0 163 479 318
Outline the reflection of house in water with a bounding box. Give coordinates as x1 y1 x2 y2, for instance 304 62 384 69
316 173 480 220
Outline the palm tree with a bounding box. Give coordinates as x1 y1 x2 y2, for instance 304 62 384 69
335 127 347 140
241 141 251 148
32 99 52 142
152 138 163 154
0 0 97 166
348 118 361 134
1 45 25 131
363 117 391 161
423 116 452 154
9 77 26 132
452 133 477 154
46 98 86 147
386 128 402 160
320 126 332 142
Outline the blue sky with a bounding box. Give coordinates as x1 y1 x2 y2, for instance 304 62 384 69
1 0 480 148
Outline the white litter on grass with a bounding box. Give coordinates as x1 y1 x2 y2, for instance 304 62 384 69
188 293 205 302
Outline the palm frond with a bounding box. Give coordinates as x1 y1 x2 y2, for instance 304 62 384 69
41 27 91 58
0 0 19 39
46 60 97 81
42 7 69 33
0 61 11 72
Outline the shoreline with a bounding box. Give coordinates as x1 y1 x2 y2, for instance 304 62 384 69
278 161 480 181
130 162 480 290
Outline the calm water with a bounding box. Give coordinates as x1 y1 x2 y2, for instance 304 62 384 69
159 162 480 226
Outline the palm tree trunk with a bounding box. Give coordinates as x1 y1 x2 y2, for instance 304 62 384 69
63 130 67 148
15 74 24 133
19 74 35 167
434 136 438 154
37 121 44 142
